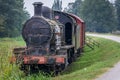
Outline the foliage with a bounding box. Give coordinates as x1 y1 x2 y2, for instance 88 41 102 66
0 37 50 80
0 15 6 33
64 0 82 16
0 0 30 37
52 0 62 11
80 0 117 33
115 0 120 30
65 0 118 33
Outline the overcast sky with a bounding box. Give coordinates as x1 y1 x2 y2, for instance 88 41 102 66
24 0 115 16
24 0 75 16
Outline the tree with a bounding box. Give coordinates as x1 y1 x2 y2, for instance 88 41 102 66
115 0 120 30
72 0 82 16
80 0 117 33
0 15 6 35
52 0 62 11
64 0 82 16
0 0 30 37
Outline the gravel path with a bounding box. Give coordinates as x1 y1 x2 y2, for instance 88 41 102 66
87 34 120 43
87 34 120 80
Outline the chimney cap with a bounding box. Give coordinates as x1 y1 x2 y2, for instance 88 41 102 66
33 2 43 6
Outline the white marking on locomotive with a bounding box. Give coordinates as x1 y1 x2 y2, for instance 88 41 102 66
55 25 61 50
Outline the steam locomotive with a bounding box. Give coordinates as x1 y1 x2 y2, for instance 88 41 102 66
11 2 85 74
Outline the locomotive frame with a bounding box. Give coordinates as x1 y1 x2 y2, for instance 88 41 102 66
11 2 85 74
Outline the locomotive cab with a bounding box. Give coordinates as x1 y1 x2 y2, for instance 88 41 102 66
65 22 72 45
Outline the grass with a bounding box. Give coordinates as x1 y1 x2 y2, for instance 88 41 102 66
0 37 51 80
0 37 120 80
53 37 120 80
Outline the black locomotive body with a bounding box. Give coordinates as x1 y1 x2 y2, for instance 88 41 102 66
12 2 85 74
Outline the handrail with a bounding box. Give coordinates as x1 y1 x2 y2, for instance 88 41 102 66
85 36 100 50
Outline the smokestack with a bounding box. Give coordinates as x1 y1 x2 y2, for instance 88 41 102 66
33 2 43 16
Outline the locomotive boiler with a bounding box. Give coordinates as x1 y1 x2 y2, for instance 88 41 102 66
11 2 85 74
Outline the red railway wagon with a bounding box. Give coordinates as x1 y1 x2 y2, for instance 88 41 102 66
68 13 85 49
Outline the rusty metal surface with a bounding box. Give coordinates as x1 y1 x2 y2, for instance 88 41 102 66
23 55 67 64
